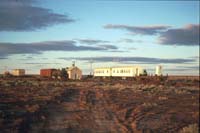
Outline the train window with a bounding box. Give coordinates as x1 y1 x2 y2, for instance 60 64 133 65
113 70 115 73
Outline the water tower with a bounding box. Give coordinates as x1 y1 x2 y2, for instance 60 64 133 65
155 65 162 76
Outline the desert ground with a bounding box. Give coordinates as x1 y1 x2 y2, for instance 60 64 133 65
0 76 199 133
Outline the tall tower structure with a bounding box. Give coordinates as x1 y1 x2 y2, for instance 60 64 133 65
155 65 162 76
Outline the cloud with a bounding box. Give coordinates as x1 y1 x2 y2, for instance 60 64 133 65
0 40 113 57
74 39 123 51
0 0 75 31
128 47 137 50
104 24 199 46
0 57 7 60
158 24 199 46
164 68 194 72
98 44 118 50
25 62 61 65
71 56 195 64
163 66 199 72
75 39 110 45
117 38 143 43
109 50 128 53
189 56 199 59
104 24 170 35
181 66 199 70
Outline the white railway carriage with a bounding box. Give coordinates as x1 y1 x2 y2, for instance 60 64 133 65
94 66 144 77
94 67 112 77
111 66 143 77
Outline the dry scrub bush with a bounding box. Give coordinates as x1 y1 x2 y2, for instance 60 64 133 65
174 88 189 94
158 96 168 100
179 123 199 133
25 104 40 113
142 102 158 108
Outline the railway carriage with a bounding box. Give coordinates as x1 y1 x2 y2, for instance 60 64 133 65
94 67 112 77
94 66 145 78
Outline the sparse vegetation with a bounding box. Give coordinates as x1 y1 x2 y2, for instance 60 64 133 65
179 124 199 133
0 76 199 133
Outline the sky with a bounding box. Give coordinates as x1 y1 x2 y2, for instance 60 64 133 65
0 0 199 75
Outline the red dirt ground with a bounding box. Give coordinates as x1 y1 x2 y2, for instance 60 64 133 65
0 76 199 133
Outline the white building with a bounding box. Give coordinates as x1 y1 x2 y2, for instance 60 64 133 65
155 65 162 76
94 66 145 77
67 63 82 80
12 69 25 76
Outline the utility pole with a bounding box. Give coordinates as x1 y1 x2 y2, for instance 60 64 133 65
72 60 76 79
72 60 75 67
89 59 93 76
4 66 7 71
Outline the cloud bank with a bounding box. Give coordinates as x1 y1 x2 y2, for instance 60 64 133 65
75 39 110 45
104 23 199 46
158 24 199 46
117 38 143 43
98 44 118 50
104 24 170 35
0 0 74 31
60 56 195 64
0 40 117 57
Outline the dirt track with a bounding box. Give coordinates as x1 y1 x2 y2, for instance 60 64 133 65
0 77 199 132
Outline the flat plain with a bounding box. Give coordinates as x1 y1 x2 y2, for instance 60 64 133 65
0 76 199 133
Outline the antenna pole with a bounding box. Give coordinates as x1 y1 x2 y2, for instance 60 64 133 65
90 60 93 76
4 66 8 72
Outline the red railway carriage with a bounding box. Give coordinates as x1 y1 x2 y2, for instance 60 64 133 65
40 69 56 77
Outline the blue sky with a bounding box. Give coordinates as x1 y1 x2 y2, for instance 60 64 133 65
0 0 199 75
